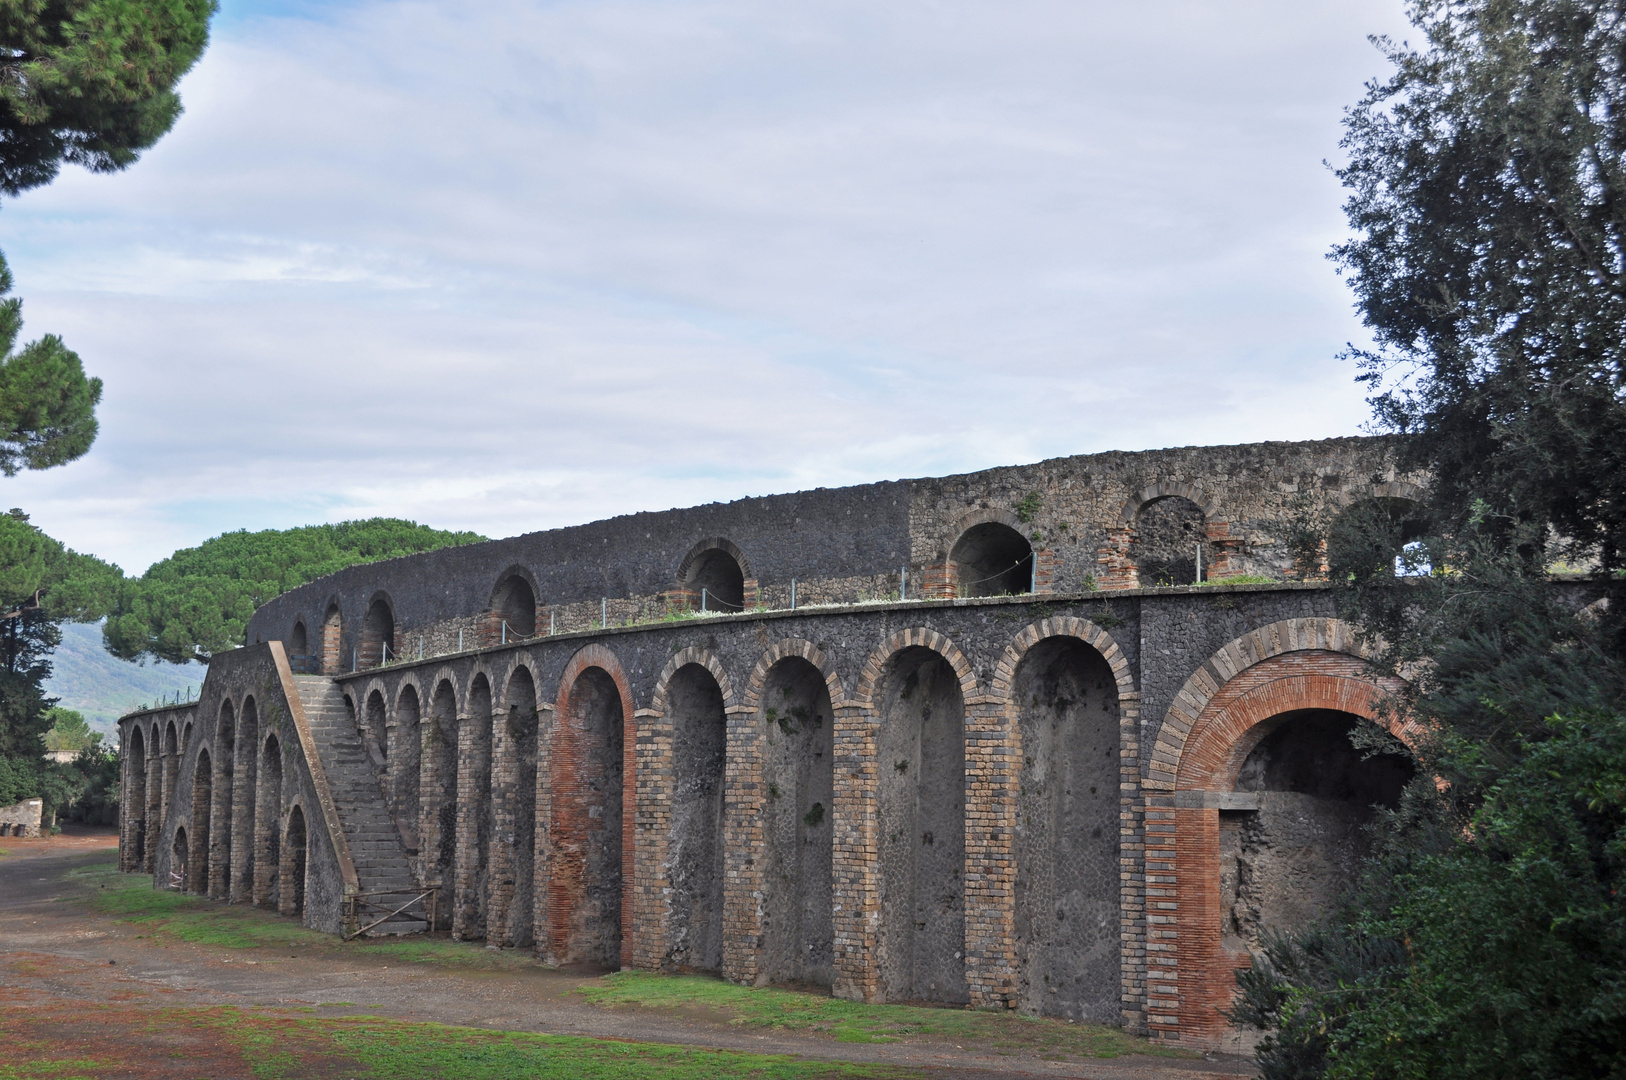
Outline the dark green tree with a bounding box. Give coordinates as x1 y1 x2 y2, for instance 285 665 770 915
104 519 485 663
1231 2 1626 1075
0 252 102 475
0 0 217 473
1335 0 1626 582
0 508 118 806
0 0 217 196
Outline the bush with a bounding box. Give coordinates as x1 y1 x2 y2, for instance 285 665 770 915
0 753 37 805
1232 711 1626 1079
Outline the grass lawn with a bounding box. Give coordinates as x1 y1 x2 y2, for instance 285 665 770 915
64 857 1190 1064
65 861 536 969
0 1004 920 1080
577 972 1188 1059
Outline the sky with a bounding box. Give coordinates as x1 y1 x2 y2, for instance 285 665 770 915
2 0 1415 575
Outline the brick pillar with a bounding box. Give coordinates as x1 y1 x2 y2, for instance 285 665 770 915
1173 805 1234 1043
418 715 454 928
1118 691 1146 1030
630 707 671 970
742 579 761 611
531 703 554 956
1031 549 1060 595
962 694 1017 1008
488 708 520 944
923 562 957 600
145 749 161 874
118 739 136 872
230 730 256 903
453 712 489 941
207 747 232 900
1097 527 1138 590
1203 522 1236 580
722 703 765 984
1143 793 1179 1038
831 700 881 1001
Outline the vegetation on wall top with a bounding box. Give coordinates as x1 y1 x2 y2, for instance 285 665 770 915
102 518 486 664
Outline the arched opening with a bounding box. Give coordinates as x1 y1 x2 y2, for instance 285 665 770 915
421 680 459 928
362 689 388 771
144 724 162 873
493 667 538 947
321 604 342 675
233 698 259 901
189 748 212 894
455 674 493 941
360 595 395 669
1220 710 1413 953
549 665 625 969
876 646 967 1004
210 704 236 900
1012 637 1121 1021
282 805 308 920
950 522 1033 597
289 620 310 671
126 727 147 872
758 657 835 987
255 734 283 909
1131 496 1208 586
1327 497 1430 581
172 827 189 890
491 574 537 639
162 722 180 822
391 686 421 855
686 548 745 612
666 664 727 972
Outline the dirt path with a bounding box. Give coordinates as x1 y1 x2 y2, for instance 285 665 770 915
0 836 1254 1080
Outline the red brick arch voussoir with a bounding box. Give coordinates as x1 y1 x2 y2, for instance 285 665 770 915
1174 664 1418 794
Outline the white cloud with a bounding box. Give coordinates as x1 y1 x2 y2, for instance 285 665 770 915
1 0 1412 572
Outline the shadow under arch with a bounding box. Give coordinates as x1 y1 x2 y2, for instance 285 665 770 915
857 629 978 1005
549 644 636 970
993 616 1136 1023
676 537 752 613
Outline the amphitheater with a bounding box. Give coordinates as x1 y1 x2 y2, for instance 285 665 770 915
117 435 1426 1047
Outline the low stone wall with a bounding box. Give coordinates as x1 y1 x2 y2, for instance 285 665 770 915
0 797 43 837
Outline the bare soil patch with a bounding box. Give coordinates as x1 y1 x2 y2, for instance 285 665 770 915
0 843 1253 1079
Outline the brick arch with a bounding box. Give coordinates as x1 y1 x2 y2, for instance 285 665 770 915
1150 617 1376 792
499 659 542 714
393 675 428 716
853 628 978 705
677 536 754 582
488 563 540 605
354 675 394 710
1119 481 1216 523
742 639 845 711
1150 618 1415 1048
1175 663 1418 794
420 665 466 707
991 616 1135 701
938 506 1026 559
551 642 638 968
652 647 735 714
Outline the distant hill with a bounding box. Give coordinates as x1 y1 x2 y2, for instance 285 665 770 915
44 622 206 741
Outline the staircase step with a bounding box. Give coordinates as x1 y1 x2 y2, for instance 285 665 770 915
292 676 425 937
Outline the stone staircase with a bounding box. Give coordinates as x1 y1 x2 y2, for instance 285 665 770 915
293 676 427 935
